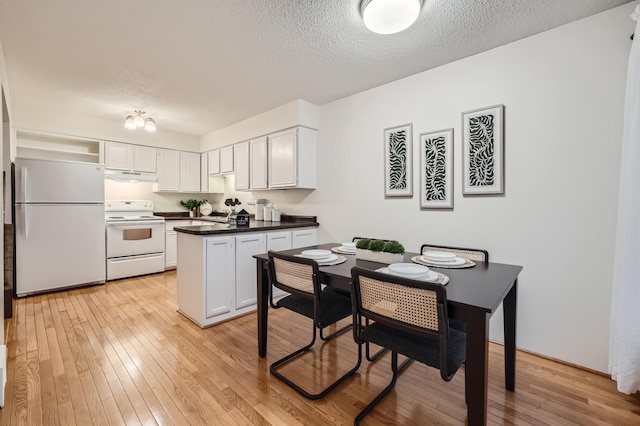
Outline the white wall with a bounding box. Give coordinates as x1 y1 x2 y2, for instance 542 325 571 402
10 102 199 152
222 3 634 373
200 99 319 151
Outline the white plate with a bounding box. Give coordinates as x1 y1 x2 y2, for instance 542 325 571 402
387 263 430 277
379 268 439 283
300 249 332 259
422 251 457 262
420 256 466 266
339 245 356 251
342 242 356 248
200 202 213 216
317 254 339 263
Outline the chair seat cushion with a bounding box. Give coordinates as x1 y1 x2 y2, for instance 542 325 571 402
361 322 466 378
277 290 352 328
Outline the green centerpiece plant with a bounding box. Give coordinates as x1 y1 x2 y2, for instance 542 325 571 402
355 239 405 263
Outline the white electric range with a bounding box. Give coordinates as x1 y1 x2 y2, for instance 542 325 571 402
105 200 166 280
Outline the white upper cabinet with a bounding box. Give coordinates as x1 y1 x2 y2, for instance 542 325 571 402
132 146 157 173
234 142 250 190
208 150 220 175
201 153 209 192
105 142 157 172
180 151 201 192
157 149 180 191
220 145 234 174
268 127 316 189
250 137 268 190
104 142 130 170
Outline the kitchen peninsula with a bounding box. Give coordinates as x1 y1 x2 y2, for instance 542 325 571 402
174 216 318 327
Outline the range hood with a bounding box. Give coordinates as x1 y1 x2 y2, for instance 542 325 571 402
105 169 158 183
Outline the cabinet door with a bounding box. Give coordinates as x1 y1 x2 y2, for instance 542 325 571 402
292 228 318 249
200 153 209 193
105 142 131 170
234 142 250 190
220 146 234 174
235 233 266 309
133 146 157 172
165 231 177 269
180 152 201 192
268 128 297 188
157 149 180 191
205 236 235 319
266 231 292 252
208 150 220 175
250 137 268 189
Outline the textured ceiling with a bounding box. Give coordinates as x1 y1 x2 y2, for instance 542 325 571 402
0 0 633 136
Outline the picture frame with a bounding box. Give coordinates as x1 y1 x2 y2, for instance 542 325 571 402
383 123 413 197
420 128 453 209
462 104 504 195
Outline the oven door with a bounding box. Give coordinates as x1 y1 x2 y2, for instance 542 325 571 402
106 220 165 258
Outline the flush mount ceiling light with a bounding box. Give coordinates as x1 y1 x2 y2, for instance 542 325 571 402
360 0 424 35
125 110 156 132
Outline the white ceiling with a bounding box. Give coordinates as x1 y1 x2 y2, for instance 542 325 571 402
0 0 633 136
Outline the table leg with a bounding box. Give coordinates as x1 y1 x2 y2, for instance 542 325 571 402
257 258 269 357
503 279 518 391
465 309 490 426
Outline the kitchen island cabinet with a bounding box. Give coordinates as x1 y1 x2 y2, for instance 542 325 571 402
175 219 318 327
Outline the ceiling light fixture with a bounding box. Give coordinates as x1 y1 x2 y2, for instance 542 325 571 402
360 0 423 35
125 110 156 132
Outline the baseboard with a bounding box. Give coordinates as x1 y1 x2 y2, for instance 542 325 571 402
489 340 608 378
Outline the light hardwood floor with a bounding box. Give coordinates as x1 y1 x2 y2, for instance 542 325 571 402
1 271 638 425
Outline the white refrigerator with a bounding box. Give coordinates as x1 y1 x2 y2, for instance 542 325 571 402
15 157 106 296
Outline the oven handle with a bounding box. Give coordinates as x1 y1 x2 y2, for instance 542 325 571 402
106 220 165 228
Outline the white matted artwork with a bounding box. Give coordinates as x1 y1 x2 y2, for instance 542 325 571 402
462 104 504 195
420 128 453 209
384 123 412 197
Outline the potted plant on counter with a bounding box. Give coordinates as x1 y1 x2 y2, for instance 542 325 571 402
180 199 207 217
355 239 405 264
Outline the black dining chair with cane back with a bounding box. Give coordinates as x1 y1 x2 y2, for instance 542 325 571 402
420 243 489 264
352 237 392 362
267 251 362 399
420 243 489 333
350 266 467 425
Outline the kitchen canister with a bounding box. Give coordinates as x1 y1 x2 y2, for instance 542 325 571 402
263 205 273 221
272 208 281 222
255 202 265 220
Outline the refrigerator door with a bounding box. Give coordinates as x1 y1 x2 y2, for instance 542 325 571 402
15 157 104 203
15 204 106 296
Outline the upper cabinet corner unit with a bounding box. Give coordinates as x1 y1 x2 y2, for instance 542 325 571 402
233 126 316 191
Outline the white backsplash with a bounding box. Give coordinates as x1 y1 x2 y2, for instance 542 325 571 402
104 180 221 213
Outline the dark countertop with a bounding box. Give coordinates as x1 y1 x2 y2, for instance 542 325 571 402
174 214 318 235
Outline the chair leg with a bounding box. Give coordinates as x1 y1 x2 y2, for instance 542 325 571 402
271 323 362 400
364 318 388 361
320 322 352 341
355 351 400 425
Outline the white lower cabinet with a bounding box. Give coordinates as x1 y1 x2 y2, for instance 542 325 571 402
165 231 177 268
292 228 318 248
235 233 266 310
176 227 317 327
267 232 293 300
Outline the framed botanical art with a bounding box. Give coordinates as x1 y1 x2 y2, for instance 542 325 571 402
383 123 412 197
420 128 453 209
462 104 505 195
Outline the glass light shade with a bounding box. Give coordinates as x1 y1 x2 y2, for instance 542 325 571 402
144 118 156 132
124 115 136 129
362 0 422 34
133 113 145 127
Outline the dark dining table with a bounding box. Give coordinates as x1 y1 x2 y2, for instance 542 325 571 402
254 243 523 426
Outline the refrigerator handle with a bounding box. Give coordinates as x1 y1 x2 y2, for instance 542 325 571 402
20 167 27 203
18 204 28 239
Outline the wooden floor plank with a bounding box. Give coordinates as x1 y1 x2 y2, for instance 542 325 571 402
1 272 638 425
